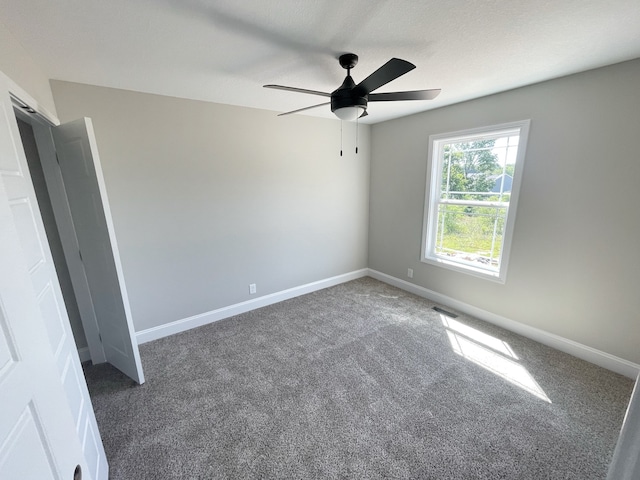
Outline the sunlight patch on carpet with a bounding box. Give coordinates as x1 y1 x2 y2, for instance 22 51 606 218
441 314 551 403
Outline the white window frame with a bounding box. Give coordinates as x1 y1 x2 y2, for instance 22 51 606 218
421 120 530 283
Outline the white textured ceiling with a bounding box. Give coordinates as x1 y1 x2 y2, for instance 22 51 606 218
1 0 640 123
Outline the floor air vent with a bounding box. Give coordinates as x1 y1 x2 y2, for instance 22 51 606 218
433 306 458 318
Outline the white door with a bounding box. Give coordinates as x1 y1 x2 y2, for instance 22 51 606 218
31 120 107 366
0 74 107 479
52 118 145 385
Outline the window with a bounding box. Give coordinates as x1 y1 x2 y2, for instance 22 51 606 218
422 120 530 282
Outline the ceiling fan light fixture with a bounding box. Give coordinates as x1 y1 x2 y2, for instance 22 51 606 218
334 106 365 121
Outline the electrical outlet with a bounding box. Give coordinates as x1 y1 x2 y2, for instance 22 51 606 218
407 268 414 278
249 283 256 294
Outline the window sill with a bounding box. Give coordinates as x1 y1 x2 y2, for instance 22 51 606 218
421 255 507 284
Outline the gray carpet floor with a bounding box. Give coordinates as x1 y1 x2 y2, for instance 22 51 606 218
83 277 633 479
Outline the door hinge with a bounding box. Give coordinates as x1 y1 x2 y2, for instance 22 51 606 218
55 152 60 165
98 333 102 343
79 250 83 262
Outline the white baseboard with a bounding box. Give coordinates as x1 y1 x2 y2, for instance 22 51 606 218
77 346 91 363
134 266 639 379
136 269 369 345
368 269 640 379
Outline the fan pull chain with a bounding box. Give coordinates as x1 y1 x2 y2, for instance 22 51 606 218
340 120 343 156
355 114 359 154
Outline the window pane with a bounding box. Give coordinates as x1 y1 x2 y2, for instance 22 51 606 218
434 204 507 271
441 140 501 201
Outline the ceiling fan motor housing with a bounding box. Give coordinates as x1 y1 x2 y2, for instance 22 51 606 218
330 75 367 113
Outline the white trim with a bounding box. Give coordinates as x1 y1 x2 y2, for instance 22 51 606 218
136 266 639 379
77 347 91 363
368 269 640 379
136 269 369 344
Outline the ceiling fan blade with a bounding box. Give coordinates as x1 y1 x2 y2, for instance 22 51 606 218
355 58 416 94
264 84 331 97
277 102 331 116
368 89 441 102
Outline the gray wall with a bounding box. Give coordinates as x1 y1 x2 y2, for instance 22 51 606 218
369 59 640 365
51 81 370 332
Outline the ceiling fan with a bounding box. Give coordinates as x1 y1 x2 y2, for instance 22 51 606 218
264 53 441 120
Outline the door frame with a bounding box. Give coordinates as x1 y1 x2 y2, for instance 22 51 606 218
13 105 107 364
11 89 108 366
